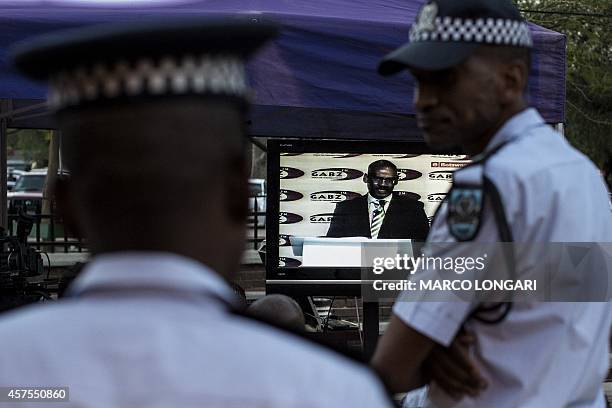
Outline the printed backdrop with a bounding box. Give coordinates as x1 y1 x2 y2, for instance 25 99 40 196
278 153 470 267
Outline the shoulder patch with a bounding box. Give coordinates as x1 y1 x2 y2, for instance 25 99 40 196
447 185 484 241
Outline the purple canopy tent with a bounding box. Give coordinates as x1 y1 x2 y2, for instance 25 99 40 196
0 1 567 341
0 0 566 140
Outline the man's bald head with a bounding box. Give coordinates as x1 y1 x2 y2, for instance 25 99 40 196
56 97 250 277
247 295 306 332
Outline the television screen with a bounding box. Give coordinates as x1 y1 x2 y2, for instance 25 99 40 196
266 139 470 294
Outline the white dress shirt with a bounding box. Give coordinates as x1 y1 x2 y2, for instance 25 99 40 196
393 109 612 407
0 252 392 408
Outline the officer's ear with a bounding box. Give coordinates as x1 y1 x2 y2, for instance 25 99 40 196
499 58 529 105
363 174 369 184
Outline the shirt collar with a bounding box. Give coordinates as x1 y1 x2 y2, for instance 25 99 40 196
66 251 239 308
476 108 545 159
368 193 393 206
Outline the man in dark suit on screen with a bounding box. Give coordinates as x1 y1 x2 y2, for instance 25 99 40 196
326 160 429 240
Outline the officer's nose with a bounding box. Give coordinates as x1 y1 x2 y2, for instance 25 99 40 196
414 82 438 112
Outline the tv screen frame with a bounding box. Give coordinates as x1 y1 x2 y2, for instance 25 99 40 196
266 138 461 296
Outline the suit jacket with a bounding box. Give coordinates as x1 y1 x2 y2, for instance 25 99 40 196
326 193 429 240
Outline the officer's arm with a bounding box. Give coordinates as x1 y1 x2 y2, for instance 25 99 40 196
371 314 435 392
371 315 486 396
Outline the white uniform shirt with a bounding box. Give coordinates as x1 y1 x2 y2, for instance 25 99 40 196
0 252 392 408
393 108 612 407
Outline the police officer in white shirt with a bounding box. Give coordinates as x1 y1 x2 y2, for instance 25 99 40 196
371 0 612 407
1 19 393 407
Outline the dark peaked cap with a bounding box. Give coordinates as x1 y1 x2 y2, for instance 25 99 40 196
11 17 278 110
379 0 532 75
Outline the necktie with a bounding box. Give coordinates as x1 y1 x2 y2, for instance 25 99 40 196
370 200 385 239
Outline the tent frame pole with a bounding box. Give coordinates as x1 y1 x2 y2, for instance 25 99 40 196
0 99 10 230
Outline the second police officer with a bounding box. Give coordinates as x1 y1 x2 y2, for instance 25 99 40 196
371 0 612 407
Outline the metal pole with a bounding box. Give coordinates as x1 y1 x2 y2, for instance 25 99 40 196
0 99 10 230
363 301 379 360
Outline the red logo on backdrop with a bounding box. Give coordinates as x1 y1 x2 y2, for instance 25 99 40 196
431 162 468 169
311 168 364 181
397 169 423 181
280 167 305 179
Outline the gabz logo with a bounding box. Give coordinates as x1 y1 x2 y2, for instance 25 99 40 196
396 191 422 201
428 171 454 182
311 168 363 181
427 193 448 202
309 213 335 223
310 191 361 203
279 212 303 224
279 190 304 202
279 257 302 267
279 234 292 246
280 167 305 179
397 169 423 181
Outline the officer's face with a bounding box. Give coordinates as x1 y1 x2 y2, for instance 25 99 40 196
410 52 506 155
365 166 398 199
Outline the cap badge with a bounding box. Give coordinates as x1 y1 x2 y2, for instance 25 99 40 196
415 2 438 32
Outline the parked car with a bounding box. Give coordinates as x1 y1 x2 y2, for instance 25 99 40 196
7 168 47 214
7 169 26 191
7 159 31 172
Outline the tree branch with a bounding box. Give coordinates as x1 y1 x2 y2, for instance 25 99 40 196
567 100 612 126
568 81 593 103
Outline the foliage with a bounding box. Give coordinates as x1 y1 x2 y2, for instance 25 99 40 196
515 0 612 167
7 129 51 168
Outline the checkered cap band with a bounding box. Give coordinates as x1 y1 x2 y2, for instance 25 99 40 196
49 54 248 110
410 17 533 47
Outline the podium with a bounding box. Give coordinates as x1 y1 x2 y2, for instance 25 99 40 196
290 236 413 358
291 237 413 266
